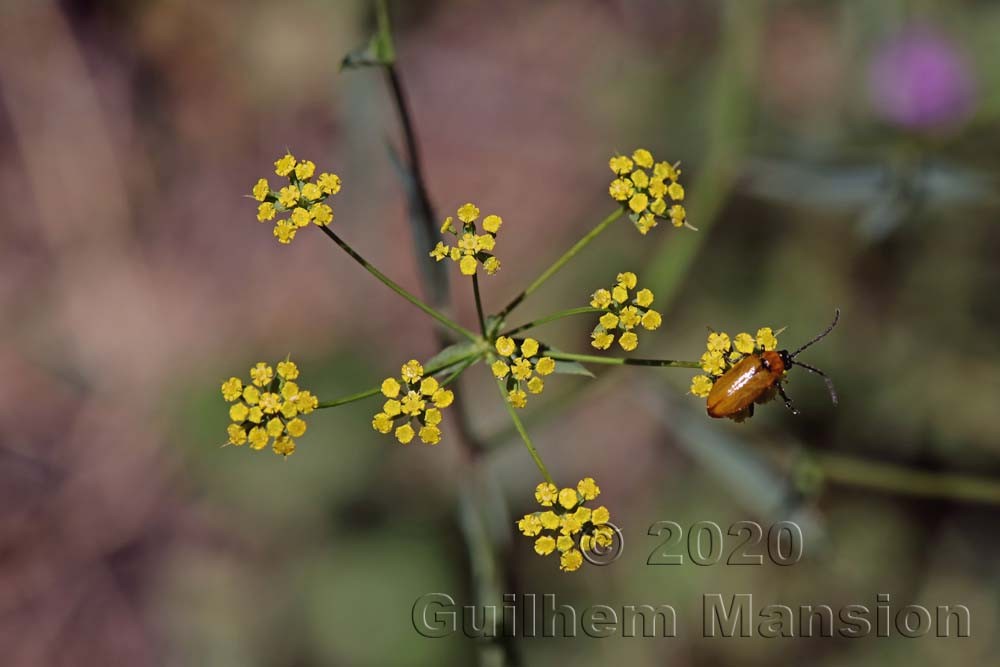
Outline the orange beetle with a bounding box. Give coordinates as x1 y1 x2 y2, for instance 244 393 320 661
707 310 840 419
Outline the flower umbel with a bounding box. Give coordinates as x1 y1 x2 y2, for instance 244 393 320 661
221 359 318 456
491 336 556 408
372 359 455 445
589 272 663 352
608 148 690 235
430 203 503 276
251 152 341 244
518 478 614 572
690 326 782 420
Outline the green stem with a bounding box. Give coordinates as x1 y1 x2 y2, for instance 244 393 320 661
814 453 1000 506
497 208 623 320
318 225 479 342
548 351 702 369
494 378 554 485
316 352 478 409
441 355 478 387
472 273 487 336
502 306 602 337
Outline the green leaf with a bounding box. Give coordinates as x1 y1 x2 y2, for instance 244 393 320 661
340 35 391 70
424 341 481 373
553 359 595 378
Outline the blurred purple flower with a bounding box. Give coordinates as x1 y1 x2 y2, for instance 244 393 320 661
868 26 976 129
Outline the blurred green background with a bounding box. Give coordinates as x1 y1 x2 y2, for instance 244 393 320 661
1 0 998 665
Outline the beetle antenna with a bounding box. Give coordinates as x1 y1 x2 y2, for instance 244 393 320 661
790 309 840 358
792 361 838 406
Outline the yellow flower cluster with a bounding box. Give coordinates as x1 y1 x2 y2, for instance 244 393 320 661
430 203 502 276
252 152 342 244
221 360 318 457
608 148 688 234
589 272 663 351
690 327 781 398
517 479 614 573
491 336 556 408
372 360 455 445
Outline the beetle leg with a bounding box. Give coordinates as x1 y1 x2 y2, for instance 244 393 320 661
778 383 800 415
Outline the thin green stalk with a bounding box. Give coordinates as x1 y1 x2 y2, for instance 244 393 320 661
440 355 478 387
502 306 602 337
316 352 479 409
815 453 1000 506
495 378 554 485
318 225 479 342
548 350 701 369
472 273 487 336
497 207 623 320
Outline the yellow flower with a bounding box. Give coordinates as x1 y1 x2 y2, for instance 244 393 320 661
459 255 477 275
274 152 296 177
535 535 556 555
374 359 456 445
535 357 555 375
221 377 243 402
521 478 613 573
591 331 614 350
227 423 247 446
301 182 322 201
484 257 501 275
690 375 714 398
418 425 441 445
257 202 276 222
277 185 300 209
707 332 731 352
457 203 480 223
733 333 755 354
521 338 540 358
508 389 527 408
641 310 662 330
632 148 654 168
526 377 544 394
491 360 510 379
535 482 558 506
609 155 634 174
609 178 634 201
628 192 649 213
222 358 316 456
252 178 270 201
518 514 543 537
317 173 341 195
756 327 778 351
616 271 638 289
482 214 502 233
589 273 660 352
590 289 612 309
558 488 579 510
291 207 311 228
395 423 415 444
700 350 726 376
495 336 516 357
430 242 449 261
277 361 299 380
250 362 274 387
609 149 691 234
310 203 333 226
372 413 392 433
273 220 296 244
432 389 454 408
294 160 315 181
630 169 649 189
577 477 600 500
